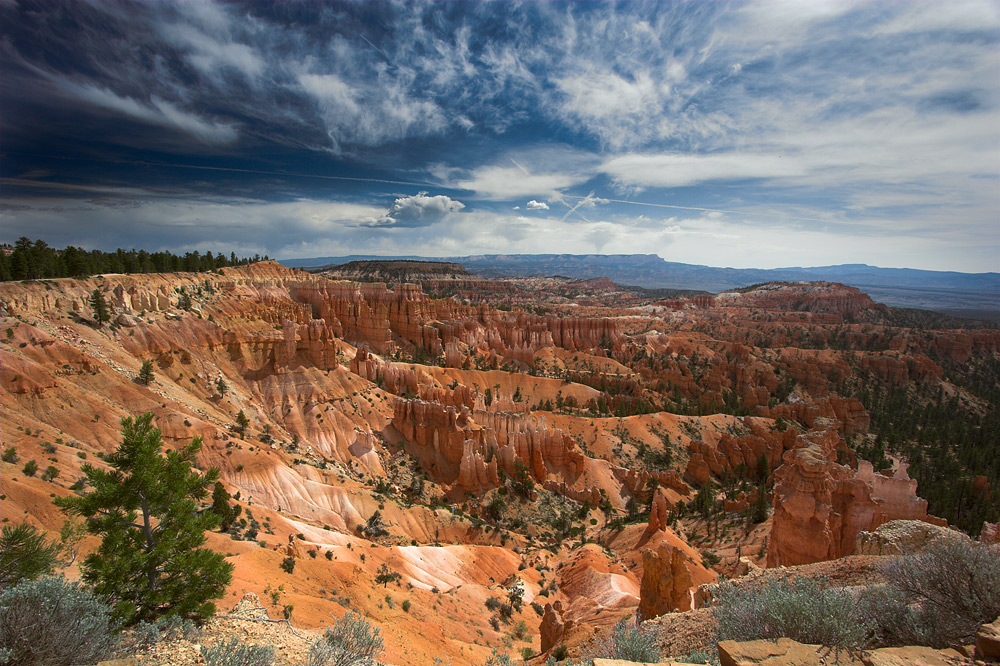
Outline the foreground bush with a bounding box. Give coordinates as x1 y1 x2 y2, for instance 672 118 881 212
308 611 384 666
714 575 872 651
202 636 276 666
870 537 1000 647
0 576 117 666
581 616 660 663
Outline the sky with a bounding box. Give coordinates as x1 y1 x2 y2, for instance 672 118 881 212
1 0 998 272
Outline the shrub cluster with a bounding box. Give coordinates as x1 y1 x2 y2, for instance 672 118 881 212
715 538 1000 651
308 611 384 666
0 576 118 666
581 616 660 663
202 636 276 666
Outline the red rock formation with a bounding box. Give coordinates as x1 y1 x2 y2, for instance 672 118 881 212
638 541 694 619
767 422 940 567
539 601 574 653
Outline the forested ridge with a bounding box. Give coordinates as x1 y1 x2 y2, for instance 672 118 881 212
1 237 266 281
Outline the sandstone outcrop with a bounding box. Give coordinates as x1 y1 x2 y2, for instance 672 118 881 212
768 422 941 567
638 542 694 620
539 601 573 653
977 616 1000 661
855 519 968 556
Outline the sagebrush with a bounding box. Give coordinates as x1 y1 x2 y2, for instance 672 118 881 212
0 576 118 666
308 611 384 666
581 616 660 663
865 538 1000 647
202 636 276 666
714 575 872 651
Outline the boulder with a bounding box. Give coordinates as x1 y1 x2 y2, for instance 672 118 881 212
855 519 969 556
717 638 863 665
862 646 965 666
977 615 1000 661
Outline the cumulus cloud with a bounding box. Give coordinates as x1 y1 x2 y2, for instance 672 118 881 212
371 192 465 227
526 200 549 210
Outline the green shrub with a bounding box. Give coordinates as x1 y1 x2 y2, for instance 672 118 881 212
202 636 275 666
582 616 660 663
2 447 18 463
22 460 38 477
0 576 117 665
714 576 872 651
867 538 1000 647
308 611 384 666
280 556 296 574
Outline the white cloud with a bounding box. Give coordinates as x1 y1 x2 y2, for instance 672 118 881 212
58 82 239 145
601 153 805 189
526 200 549 210
372 192 465 227
454 165 582 200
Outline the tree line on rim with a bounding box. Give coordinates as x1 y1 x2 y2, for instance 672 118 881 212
0 237 268 282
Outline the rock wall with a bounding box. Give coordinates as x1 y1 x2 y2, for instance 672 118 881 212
767 421 941 567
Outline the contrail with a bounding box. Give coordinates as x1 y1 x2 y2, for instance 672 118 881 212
561 194 838 224
113 160 434 188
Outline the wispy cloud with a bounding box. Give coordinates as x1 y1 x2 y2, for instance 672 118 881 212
1 0 997 271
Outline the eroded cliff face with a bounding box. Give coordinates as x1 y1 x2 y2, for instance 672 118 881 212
767 421 943 567
2 265 994 664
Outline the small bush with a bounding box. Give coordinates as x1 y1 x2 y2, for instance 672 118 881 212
22 460 38 477
582 616 660 663
714 576 872 651
0 576 118 665
2 447 18 463
281 556 296 574
871 538 1000 647
401 599 411 612
308 611 384 666
202 636 275 666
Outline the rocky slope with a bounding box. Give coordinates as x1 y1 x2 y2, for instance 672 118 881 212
2 265 996 664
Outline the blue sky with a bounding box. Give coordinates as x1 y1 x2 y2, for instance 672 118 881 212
2 0 998 271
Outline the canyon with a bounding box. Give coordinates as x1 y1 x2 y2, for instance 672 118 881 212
2 262 997 664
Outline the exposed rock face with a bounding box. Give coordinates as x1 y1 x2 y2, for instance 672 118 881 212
855 519 968 556
767 422 941 567
981 521 1000 545
645 491 669 535
977 616 1000 661
718 639 964 666
638 542 694 620
539 601 573 653
391 398 590 495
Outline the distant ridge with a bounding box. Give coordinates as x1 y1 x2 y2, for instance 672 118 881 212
280 253 1000 318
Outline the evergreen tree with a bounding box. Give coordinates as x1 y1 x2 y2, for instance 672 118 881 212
210 482 241 532
89 288 111 327
234 410 250 436
137 360 155 385
56 413 233 624
0 523 62 590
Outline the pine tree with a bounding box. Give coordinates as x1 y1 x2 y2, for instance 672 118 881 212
89 288 111 327
210 482 241 532
56 413 233 624
234 410 249 436
137 360 155 385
